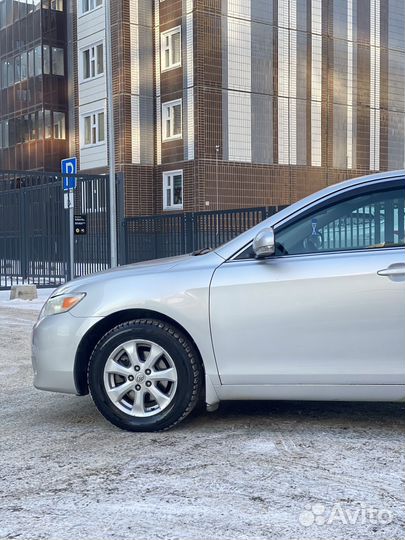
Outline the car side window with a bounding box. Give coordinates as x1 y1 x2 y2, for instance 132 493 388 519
275 185 405 256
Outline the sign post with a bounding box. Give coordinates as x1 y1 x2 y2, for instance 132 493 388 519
61 157 77 281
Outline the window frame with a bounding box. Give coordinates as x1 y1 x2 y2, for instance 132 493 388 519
43 45 51 75
44 110 52 139
1 60 8 89
230 178 405 262
51 47 65 76
81 41 104 82
28 49 34 78
34 45 42 77
20 52 28 81
162 98 182 141
0 120 9 149
53 111 66 140
7 58 14 87
160 26 182 72
80 0 103 16
163 170 184 211
81 109 105 148
14 55 21 83
50 0 64 10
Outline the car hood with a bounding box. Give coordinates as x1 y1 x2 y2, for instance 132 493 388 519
53 252 223 296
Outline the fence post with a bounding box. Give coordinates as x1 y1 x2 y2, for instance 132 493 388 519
184 212 194 253
116 172 126 265
20 188 28 280
66 190 72 281
121 220 128 266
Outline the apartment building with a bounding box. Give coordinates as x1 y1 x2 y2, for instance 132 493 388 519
70 0 405 216
1 0 404 216
0 0 68 170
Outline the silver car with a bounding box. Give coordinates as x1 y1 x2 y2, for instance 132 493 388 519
32 171 405 431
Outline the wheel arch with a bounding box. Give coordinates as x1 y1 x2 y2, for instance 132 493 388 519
74 309 205 396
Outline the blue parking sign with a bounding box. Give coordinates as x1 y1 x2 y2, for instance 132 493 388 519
61 157 77 191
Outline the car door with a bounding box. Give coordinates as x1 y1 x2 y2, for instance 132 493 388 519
210 180 405 386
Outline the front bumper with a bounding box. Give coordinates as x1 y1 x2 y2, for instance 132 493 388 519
32 311 103 394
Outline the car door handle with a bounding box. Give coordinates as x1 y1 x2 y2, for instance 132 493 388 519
377 264 405 277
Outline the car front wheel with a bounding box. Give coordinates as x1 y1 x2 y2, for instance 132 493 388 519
88 319 203 432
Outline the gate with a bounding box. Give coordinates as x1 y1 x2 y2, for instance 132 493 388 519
0 170 111 290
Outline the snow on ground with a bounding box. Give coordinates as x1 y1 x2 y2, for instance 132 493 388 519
0 288 54 312
0 303 404 540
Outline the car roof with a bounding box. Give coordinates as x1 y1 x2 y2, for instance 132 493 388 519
214 170 405 260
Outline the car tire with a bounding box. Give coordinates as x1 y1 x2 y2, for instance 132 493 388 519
88 319 203 432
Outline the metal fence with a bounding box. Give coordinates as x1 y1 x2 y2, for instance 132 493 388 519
0 170 110 290
123 206 284 264
1 168 286 288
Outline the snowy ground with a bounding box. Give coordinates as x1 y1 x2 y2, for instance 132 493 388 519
0 294 404 540
0 288 54 311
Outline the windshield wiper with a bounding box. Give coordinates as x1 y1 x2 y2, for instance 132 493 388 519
192 247 212 256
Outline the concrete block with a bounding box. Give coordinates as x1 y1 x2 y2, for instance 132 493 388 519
10 285 38 301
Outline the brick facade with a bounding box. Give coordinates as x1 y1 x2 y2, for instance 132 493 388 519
6 0 401 215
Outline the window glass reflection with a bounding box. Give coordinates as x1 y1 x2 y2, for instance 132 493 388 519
52 48 64 76
53 111 65 139
34 46 42 76
43 45 51 75
44 109 52 138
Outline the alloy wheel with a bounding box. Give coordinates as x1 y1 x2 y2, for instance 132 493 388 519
103 339 178 417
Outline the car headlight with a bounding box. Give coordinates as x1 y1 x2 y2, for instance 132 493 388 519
39 293 86 320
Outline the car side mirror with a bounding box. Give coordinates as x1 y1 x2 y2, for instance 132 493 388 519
253 227 276 259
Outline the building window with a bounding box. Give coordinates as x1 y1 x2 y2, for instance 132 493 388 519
161 27 181 71
163 170 183 210
53 112 66 139
52 47 64 76
29 113 37 140
162 99 182 141
0 121 9 149
20 52 27 81
21 115 29 143
42 0 63 9
82 43 104 80
38 111 44 139
50 0 63 9
43 45 51 75
1 60 7 88
44 110 52 139
83 111 105 146
7 59 14 87
82 0 103 15
0 1 6 30
28 50 34 78
14 55 21 83
34 46 42 76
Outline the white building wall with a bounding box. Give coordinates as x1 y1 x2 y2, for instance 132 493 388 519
77 0 107 170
